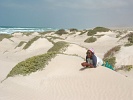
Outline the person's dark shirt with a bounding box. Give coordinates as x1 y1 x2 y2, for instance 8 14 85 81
86 54 97 67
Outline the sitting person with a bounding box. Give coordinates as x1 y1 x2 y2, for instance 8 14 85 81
81 48 103 68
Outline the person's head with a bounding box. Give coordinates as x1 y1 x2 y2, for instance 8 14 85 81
86 48 94 58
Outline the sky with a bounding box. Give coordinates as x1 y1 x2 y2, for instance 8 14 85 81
0 0 133 29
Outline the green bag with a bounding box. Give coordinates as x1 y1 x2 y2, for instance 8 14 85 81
102 61 114 70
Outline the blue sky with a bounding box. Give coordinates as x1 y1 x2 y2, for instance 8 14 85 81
0 0 133 29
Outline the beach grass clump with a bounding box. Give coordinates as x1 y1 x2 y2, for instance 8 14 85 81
87 27 110 36
55 29 68 35
123 65 133 71
22 32 33 36
7 41 69 78
69 28 78 32
7 52 56 77
23 36 40 49
124 43 133 47
0 34 13 41
94 34 104 38
115 65 133 71
84 37 97 43
103 45 121 68
39 31 54 36
79 30 87 35
103 57 116 67
15 41 27 48
48 41 69 53
103 45 121 58
122 32 133 46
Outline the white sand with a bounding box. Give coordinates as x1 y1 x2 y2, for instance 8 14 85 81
0 54 133 100
0 31 133 100
0 36 53 82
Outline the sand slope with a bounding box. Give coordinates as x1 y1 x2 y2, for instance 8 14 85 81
0 30 133 100
0 54 133 100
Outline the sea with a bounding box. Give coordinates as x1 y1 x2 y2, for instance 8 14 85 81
0 26 58 34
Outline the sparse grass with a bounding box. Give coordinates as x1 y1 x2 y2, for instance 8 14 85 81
7 52 56 77
55 29 68 35
7 41 69 78
115 65 133 71
45 36 64 40
0 34 13 41
69 28 78 32
119 32 133 41
15 41 27 48
103 45 121 68
120 32 133 46
87 27 110 36
103 45 121 58
79 31 87 35
103 57 116 67
45 36 64 44
48 41 69 53
84 37 97 43
124 43 133 46
94 34 104 38
39 31 54 36
22 32 33 36
23 36 40 49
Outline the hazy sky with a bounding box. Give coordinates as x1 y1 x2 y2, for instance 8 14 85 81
0 0 133 29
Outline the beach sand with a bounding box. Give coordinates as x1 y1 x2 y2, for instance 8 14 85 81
0 30 133 100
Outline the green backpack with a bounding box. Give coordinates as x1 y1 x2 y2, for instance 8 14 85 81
102 61 114 70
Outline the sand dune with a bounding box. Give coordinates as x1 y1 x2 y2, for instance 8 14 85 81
0 54 133 100
0 30 133 100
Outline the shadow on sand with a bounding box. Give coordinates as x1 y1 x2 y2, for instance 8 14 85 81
79 67 90 71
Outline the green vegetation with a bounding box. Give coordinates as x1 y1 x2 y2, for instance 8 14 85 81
103 45 121 58
55 29 68 35
103 57 116 67
15 41 27 48
7 52 56 77
121 32 133 46
84 37 97 43
7 41 69 78
94 34 104 38
23 36 40 49
0 34 13 41
22 32 33 36
39 31 54 36
48 41 69 53
69 28 78 32
115 65 133 71
79 30 87 35
45 36 64 44
124 43 133 47
128 35 133 43
103 45 121 68
87 27 110 36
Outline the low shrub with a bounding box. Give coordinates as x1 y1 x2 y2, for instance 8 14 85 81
124 43 133 47
0 34 13 41
103 45 121 59
69 28 78 32
15 41 27 48
48 41 69 53
23 36 40 49
115 65 133 71
84 37 97 43
7 41 69 78
22 32 33 36
7 52 56 77
103 57 116 67
55 29 68 35
87 27 110 36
